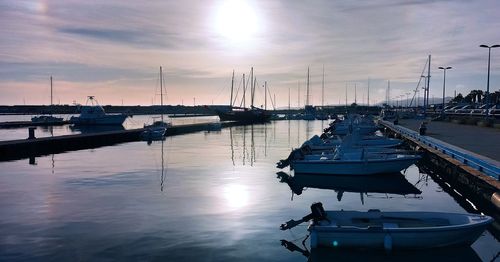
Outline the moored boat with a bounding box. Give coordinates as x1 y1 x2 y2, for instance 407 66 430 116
280 203 493 251
70 96 127 125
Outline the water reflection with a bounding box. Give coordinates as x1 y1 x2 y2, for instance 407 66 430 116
228 125 267 166
69 125 125 134
223 184 249 209
277 172 422 204
280 239 482 262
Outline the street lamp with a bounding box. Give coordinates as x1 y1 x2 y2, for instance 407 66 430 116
479 44 500 117
438 66 452 116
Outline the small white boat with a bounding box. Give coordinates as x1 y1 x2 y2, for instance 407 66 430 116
70 96 127 125
303 133 401 151
280 203 492 251
290 146 421 175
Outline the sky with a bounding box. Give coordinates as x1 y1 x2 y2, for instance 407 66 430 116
0 0 499 107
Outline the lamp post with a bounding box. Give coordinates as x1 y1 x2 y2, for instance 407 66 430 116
438 66 452 116
479 44 500 117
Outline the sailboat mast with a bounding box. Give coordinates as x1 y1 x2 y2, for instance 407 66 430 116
306 67 310 106
322 65 324 107
50 76 53 106
288 85 291 114
345 83 348 107
298 81 300 108
354 83 357 104
367 78 370 107
265 81 267 110
230 70 234 107
250 67 254 108
242 73 246 108
160 66 164 122
426 54 431 112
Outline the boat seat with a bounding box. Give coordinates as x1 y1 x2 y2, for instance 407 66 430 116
383 223 399 229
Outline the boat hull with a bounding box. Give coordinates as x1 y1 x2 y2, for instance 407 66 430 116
70 114 127 125
216 109 271 123
309 211 492 250
292 157 419 175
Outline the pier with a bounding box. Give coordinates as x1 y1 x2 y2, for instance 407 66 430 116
0 121 238 162
379 119 500 233
0 120 70 128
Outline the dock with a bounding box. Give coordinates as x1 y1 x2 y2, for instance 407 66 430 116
0 120 71 128
379 119 500 233
0 121 238 162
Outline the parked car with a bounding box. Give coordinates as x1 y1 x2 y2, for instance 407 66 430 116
455 105 474 114
470 104 489 115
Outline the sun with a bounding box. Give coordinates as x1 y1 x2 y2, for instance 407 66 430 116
214 0 260 43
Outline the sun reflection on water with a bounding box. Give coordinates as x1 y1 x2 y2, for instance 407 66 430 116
223 184 249 209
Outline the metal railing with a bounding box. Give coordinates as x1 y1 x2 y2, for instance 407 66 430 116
380 120 500 179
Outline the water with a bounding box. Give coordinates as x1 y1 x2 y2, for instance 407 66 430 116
0 120 498 261
0 114 218 141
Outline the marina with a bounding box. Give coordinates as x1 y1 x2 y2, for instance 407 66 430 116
1 1 500 260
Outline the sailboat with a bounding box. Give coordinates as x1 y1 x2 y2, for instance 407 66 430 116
315 66 329 120
31 76 64 124
303 67 316 120
215 68 271 123
143 66 171 136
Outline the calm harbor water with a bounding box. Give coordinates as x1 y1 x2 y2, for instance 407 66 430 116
0 114 218 141
0 120 498 261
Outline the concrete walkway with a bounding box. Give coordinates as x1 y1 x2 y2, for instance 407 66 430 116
397 119 500 162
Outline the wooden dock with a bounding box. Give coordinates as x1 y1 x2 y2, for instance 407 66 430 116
379 120 500 234
0 121 239 162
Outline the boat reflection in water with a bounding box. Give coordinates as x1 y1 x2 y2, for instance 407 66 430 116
280 239 482 262
277 172 422 203
69 125 125 134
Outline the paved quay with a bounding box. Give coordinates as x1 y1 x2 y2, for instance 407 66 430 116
396 119 500 162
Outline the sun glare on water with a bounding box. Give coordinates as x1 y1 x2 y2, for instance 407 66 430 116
214 0 260 44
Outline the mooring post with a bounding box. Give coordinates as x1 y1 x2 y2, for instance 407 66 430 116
28 127 36 139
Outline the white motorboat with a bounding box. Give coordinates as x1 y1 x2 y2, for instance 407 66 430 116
280 203 492 251
70 96 127 125
302 133 401 151
290 146 421 175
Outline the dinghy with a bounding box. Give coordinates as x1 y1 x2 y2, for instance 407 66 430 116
280 203 492 251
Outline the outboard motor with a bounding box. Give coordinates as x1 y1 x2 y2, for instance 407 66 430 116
280 202 328 230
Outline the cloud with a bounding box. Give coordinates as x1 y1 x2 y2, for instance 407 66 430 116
0 0 499 105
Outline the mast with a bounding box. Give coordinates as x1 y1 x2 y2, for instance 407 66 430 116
288 85 291 114
298 81 300 108
160 66 164 122
50 76 53 106
230 70 234 107
345 83 348 107
306 67 310 106
387 80 391 106
321 65 325 107
426 54 431 113
264 81 267 110
354 83 357 104
242 73 246 108
250 67 254 108
367 78 370 107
